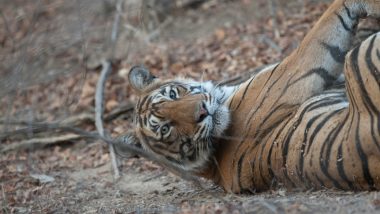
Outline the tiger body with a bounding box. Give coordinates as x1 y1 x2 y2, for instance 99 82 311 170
116 0 380 193
214 62 378 192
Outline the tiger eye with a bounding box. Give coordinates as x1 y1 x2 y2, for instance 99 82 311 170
169 89 176 100
182 144 189 153
161 124 170 135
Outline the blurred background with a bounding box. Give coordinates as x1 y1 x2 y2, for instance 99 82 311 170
2 0 380 213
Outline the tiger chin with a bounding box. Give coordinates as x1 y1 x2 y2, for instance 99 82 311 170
115 66 233 173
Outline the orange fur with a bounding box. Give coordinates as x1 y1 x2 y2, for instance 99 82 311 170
118 0 380 193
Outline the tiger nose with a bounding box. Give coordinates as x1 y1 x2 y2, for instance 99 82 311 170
197 102 209 123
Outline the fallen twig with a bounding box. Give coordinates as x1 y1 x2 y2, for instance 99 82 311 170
260 35 282 54
142 171 166 182
104 102 134 122
95 60 120 179
269 0 280 39
124 16 173 44
0 113 93 127
96 0 124 180
1 183 9 214
0 133 82 153
0 113 93 141
0 104 134 142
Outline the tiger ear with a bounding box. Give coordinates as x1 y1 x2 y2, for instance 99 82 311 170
113 131 142 158
128 65 156 92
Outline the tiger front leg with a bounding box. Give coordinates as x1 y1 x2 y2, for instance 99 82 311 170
269 0 380 107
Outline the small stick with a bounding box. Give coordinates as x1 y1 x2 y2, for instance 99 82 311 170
95 60 120 179
0 134 82 153
269 0 280 39
1 184 9 214
104 102 134 122
260 35 282 54
0 104 134 141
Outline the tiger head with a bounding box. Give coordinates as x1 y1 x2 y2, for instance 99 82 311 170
115 66 231 172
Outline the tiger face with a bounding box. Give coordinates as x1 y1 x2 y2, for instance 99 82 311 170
116 66 232 172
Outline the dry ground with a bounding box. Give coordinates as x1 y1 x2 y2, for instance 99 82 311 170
2 0 380 213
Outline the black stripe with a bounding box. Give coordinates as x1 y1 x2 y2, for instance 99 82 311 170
343 3 357 20
165 140 175 146
153 143 166 150
256 111 293 147
315 174 326 188
337 142 355 189
267 117 293 183
308 98 345 111
189 85 201 91
165 156 181 164
314 90 345 98
345 80 357 146
175 84 187 91
318 115 345 189
152 100 166 106
237 151 247 190
365 35 380 100
362 103 380 151
350 40 380 149
335 12 354 33
246 78 296 151
298 113 324 179
282 99 331 167
350 46 376 188
374 45 380 138
259 104 288 125
237 64 286 146
234 77 255 110
257 144 268 187
355 117 375 189
321 42 347 63
150 111 165 120
305 109 342 156
197 126 206 138
281 100 331 187
228 86 238 110
230 65 280 168
257 141 272 188
240 63 281 130
291 67 336 89
257 104 295 132
139 96 149 109
194 126 202 136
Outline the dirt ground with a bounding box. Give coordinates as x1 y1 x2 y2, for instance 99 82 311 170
2 0 380 213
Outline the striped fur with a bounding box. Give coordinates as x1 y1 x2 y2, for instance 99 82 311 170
116 0 380 193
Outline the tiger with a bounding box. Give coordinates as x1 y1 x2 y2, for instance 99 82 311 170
115 0 380 193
